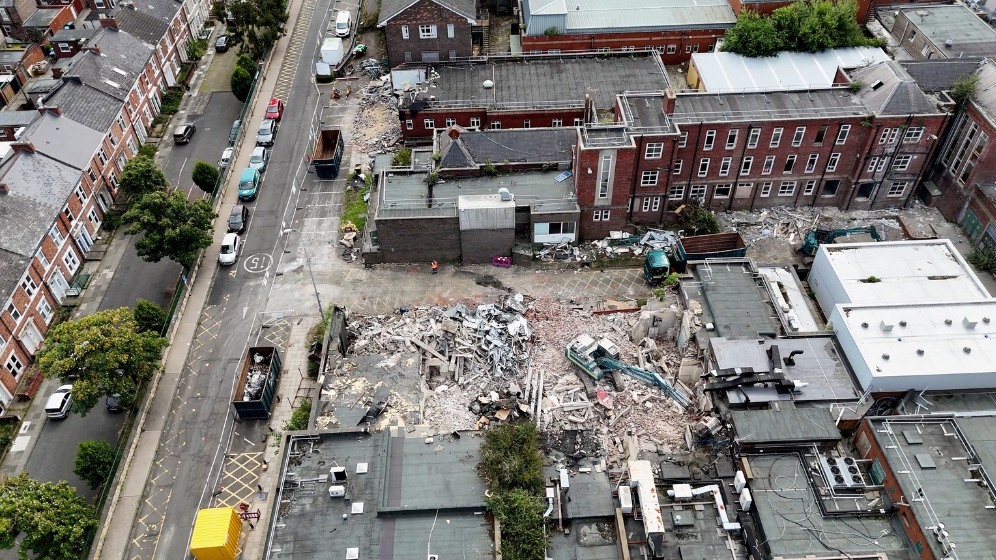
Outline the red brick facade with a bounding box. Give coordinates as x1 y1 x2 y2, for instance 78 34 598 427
519 29 726 65
933 104 996 223
382 0 475 68
401 107 586 141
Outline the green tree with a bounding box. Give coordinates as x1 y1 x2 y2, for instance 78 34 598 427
191 160 219 193
133 299 167 334
0 473 97 560
721 9 782 57
37 308 168 415
73 440 115 490
123 190 218 267
237 54 257 74
952 74 980 108
226 0 288 60
187 39 207 60
230 66 253 102
118 156 168 198
479 422 543 494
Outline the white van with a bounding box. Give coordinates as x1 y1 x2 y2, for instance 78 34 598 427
335 10 351 37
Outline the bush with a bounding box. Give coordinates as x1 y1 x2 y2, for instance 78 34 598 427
138 143 157 159
159 88 183 114
187 39 207 60
544 26 558 36
285 399 312 431
357 10 379 33
722 0 879 57
73 440 115 490
231 66 253 102
102 211 123 231
133 299 167 334
479 422 543 494
191 160 219 193
237 54 257 74
969 245 996 274
392 148 411 167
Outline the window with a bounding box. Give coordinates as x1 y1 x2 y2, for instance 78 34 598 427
21 276 36 298
63 205 75 223
447 23 454 38
424 118 435 129
770 128 783 148
126 138 138 157
951 122 979 175
598 154 612 198
836 125 851 145
449 50 456 60
551 118 562 127
49 225 64 246
593 209 610 221
63 250 80 273
760 182 772 197
903 127 925 144
548 49 561 54
822 179 840 196
725 129 738 150
74 183 86 203
698 158 710 177
540 222 575 235
792 126 806 147
708 43 715 52
58 43 71 52
685 44 692 53
669 185 685 200
107 132 118 148
573 118 583 126
404 52 412 62
679 131 688 148
37 299 52 323
877 157 887 172
879 128 890 144
783 154 797 173
804 180 816 195
887 181 909 197
778 181 796 196
490 121 501 129
445 117 456 127
673 160 682 175
689 185 706 200
88 169 97 183
815 125 828 144
5 354 22 378
867 156 879 172
405 119 413 130
597 47 610 53
98 148 108 165
747 128 760 149
714 184 732 198
719 157 732 176
88 208 100 226
35 249 48 268
116 153 127 172
961 131 988 184
892 155 912 171
6 302 20 321
740 156 753 175
419 24 437 39
470 117 481 127
921 43 930 56
888 128 900 144
641 170 659 186
762 155 775 175
522 120 530 128
667 45 676 54
641 197 661 212
826 153 840 172
692 44 699 52
703 130 716 150
645 142 664 159
642 197 651 212
805 154 819 173
908 30 917 42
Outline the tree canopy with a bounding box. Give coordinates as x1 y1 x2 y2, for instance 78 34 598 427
191 161 219 194
123 190 217 267
133 299 168 334
0 473 97 560
37 307 168 415
74 440 116 490
225 0 288 60
118 156 169 198
722 0 882 57
230 66 253 102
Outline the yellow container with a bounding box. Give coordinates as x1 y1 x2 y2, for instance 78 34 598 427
190 507 243 560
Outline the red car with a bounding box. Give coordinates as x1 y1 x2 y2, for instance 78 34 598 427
266 98 284 121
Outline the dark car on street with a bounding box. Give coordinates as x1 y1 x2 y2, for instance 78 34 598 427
214 35 229 52
173 123 196 143
228 205 249 233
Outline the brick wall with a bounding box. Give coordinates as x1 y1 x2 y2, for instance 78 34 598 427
519 29 728 64
384 0 474 68
966 186 996 244
376 216 462 262
461 228 514 263
402 108 585 140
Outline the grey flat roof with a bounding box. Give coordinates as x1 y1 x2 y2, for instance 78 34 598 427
405 55 669 112
689 261 780 338
672 89 867 124
0 111 38 128
437 128 577 169
381 434 487 512
523 0 736 33
621 94 676 133
691 48 890 93
23 8 60 27
22 111 103 169
730 404 841 445
901 58 983 92
50 27 99 42
901 4 996 56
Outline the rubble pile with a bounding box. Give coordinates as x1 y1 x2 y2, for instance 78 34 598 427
351 80 401 153
536 230 681 263
241 352 269 401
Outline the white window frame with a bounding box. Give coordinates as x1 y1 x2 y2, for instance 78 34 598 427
669 185 684 200
770 128 783 148
405 120 413 130
892 155 912 171
36 249 49 268
792 126 806 147
762 155 775 175
49 225 64 246
867 156 879 172
879 128 890 145
419 24 437 39
37 299 52 323
725 129 738 150
778 181 796 196
21 276 37 297
5 354 23 378
760 182 772 197
679 131 687 148
805 154 819 173
673 160 682 175
826 153 840 172
836 124 851 145
598 154 612 198
490 121 501 130
445 117 456 127
887 181 909 197
6 302 20 322
573 118 583 126
713 184 732 199
447 23 454 38
641 170 659 187
593 209 610 221
903 127 925 144
698 158 710 177
689 185 706 200
783 154 797 174
522 119 530 128
803 180 817 195
551 118 562 127
719 157 732 177
667 45 676 54
645 142 664 160
63 250 80 273
740 156 753 176
470 117 481 127
424 118 435 129
747 128 760 149
401 25 409 39
703 130 716 150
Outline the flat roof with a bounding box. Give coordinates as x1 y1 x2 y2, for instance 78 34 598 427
869 416 996 560
691 47 889 93
730 404 841 445
523 0 736 34
403 55 669 113
831 299 996 391
686 260 780 338
815 240 991 304
899 4 996 57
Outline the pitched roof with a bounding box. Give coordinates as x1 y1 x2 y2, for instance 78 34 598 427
43 80 123 131
378 0 475 25
900 58 983 92
437 128 576 169
20 111 103 169
61 28 153 101
110 6 169 45
0 111 39 128
851 61 937 116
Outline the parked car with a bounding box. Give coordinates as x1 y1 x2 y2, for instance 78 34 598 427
219 147 234 169
219 233 241 265
198 28 212 41
214 35 229 52
173 123 195 143
228 204 249 233
256 119 278 146
238 167 261 200
229 119 241 144
266 98 284 121
45 385 73 419
248 146 269 172
106 393 124 412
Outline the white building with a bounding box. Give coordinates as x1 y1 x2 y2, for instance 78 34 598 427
809 240 990 316
830 300 996 391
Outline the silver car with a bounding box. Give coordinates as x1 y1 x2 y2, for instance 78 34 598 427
249 146 269 172
257 119 278 146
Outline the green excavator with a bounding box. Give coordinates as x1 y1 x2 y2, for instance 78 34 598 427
801 225 881 256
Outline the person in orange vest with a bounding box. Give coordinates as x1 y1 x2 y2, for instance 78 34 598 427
431 261 438 274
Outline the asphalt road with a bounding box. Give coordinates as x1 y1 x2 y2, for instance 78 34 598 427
97 238 182 311
165 91 243 198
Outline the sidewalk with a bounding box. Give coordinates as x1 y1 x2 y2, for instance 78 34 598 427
89 2 311 558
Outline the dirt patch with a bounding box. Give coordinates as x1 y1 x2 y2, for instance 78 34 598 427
200 49 237 93
350 83 401 152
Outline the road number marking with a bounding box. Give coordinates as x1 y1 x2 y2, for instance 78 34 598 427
244 254 272 273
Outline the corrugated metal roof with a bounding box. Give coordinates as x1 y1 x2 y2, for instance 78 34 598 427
526 0 735 32
692 47 890 93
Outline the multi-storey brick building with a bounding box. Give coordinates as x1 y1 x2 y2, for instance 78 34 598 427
378 0 479 67
887 4 996 61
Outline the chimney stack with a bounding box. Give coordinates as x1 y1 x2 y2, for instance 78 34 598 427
11 142 34 153
448 125 460 139
0 183 8 194
663 87 676 115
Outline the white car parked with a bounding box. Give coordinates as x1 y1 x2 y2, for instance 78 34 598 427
219 233 240 265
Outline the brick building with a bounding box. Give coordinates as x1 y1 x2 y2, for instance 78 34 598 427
730 0 872 21
887 4 996 60
378 0 479 67
396 53 669 141
517 0 736 64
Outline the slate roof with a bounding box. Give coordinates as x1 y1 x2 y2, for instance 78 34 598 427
128 0 182 23
20 111 103 169
61 27 153 101
50 27 100 43
0 111 39 128
110 6 169 45
436 128 576 168
378 0 476 25
900 58 983 92
43 80 123 131
851 61 937 116
971 60 996 124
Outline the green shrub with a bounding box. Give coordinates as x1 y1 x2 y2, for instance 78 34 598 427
138 143 157 158
231 66 253 102
285 399 312 431
968 245 996 274
479 422 543 494
133 299 167 334
393 148 411 167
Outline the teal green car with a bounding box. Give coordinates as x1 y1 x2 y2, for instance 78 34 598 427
238 167 260 201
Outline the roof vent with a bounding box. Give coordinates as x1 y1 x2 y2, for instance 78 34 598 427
945 39 953 48
498 187 511 201
899 320 907 327
882 353 890 360
917 348 924 355
964 346 972 354
870 80 885 90
984 317 991 323
575 3 580 8
880 320 894 332
861 322 869 328
483 79 494 89
963 317 978 329
945 318 953 325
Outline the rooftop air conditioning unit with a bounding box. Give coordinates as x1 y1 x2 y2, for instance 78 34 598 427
820 456 866 491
